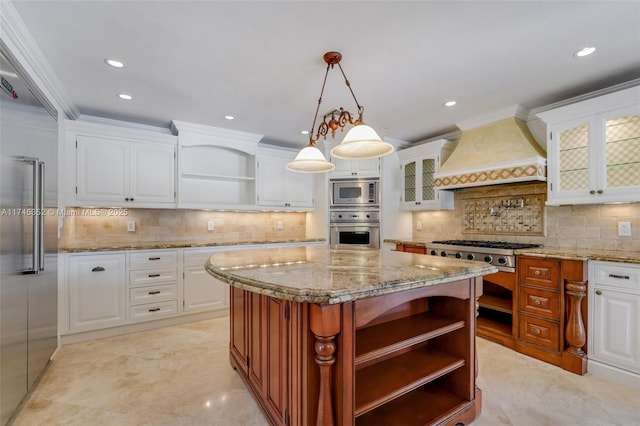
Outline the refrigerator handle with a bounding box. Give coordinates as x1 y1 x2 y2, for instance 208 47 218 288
38 161 45 272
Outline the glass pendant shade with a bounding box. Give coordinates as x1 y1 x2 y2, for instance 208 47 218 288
286 145 335 173
330 124 395 160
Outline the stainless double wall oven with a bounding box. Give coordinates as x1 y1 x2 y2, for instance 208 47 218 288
329 178 380 249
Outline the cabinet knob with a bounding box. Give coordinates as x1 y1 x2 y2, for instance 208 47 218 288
533 270 541 276
125 197 130 201
597 189 603 194
91 266 105 272
534 329 541 335
595 290 602 295
534 299 541 305
589 190 596 195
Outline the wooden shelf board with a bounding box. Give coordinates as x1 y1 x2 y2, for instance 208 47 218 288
355 348 464 416
355 314 464 367
478 294 512 314
355 381 467 426
181 172 255 182
477 316 512 336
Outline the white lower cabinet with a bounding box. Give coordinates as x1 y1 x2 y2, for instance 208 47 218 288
68 253 127 332
588 261 640 387
127 249 180 322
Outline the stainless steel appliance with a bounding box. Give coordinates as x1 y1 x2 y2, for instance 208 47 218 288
1 46 58 425
329 210 380 249
330 178 379 207
425 240 542 272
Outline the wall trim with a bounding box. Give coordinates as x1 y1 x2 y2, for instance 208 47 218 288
0 1 78 119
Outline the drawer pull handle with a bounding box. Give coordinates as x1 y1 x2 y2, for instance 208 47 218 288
148 257 161 261
148 273 161 278
91 266 105 272
608 274 629 280
148 307 161 312
534 299 541 305
534 329 541 335
148 290 161 295
533 270 541 276
595 290 602 295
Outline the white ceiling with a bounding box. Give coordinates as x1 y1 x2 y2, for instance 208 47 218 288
10 1 640 148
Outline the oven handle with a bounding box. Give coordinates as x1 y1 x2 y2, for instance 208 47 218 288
330 222 380 227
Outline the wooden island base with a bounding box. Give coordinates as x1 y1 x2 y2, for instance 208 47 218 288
228 277 483 426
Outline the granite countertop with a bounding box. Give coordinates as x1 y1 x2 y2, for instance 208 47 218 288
206 246 497 304
59 238 325 253
384 239 640 264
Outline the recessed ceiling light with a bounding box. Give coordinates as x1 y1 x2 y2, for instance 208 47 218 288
105 58 125 68
574 47 596 57
300 130 309 135
117 93 132 100
224 115 235 120
444 100 457 107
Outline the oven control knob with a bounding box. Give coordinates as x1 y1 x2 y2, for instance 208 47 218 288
430 250 438 256
366 214 370 218
467 253 475 261
498 256 508 265
440 251 448 257
455 252 463 259
483 255 493 263
337 214 343 219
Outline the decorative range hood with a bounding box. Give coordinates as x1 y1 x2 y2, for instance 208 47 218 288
434 106 547 190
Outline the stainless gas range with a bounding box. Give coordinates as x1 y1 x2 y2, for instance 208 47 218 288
425 240 542 272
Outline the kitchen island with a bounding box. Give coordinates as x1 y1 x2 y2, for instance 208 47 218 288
206 246 497 426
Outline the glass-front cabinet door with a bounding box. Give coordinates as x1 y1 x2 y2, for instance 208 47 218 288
545 93 640 205
602 110 640 192
398 139 454 210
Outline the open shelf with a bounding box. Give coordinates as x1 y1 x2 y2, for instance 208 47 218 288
355 380 467 426
355 347 464 416
478 294 512 314
355 314 464 367
477 315 512 336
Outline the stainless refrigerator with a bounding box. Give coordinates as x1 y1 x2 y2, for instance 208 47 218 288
0 45 58 425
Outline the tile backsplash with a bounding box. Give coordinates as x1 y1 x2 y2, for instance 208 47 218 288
461 184 545 235
413 183 640 251
59 208 307 248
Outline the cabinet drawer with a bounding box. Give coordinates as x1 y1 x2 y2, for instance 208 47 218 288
519 286 560 318
592 262 640 291
129 268 178 287
129 250 178 269
518 258 560 289
403 245 426 254
129 283 177 305
128 300 178 322
518 314 560 350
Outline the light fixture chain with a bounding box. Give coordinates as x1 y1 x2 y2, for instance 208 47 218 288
337 62 363 115
309 63 331 144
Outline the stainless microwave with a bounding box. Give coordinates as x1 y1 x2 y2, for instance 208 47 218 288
331 179 379 207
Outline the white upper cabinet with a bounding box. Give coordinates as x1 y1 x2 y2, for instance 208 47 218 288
257 146 314 209
172 121 263 210
330 157 380 178
397 139 455 210
67 120 177 208
538 86 640 205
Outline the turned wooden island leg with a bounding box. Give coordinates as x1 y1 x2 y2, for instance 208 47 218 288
310 304 341 426
563 279 588 375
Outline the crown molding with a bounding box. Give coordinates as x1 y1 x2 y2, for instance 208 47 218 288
456 105 529 130
0 1 78 119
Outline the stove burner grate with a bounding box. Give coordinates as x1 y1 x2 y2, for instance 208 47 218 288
430 240 541 250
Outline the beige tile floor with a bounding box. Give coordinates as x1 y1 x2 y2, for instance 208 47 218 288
11 316 640 426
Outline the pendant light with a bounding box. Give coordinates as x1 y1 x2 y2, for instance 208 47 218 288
287 51 393 173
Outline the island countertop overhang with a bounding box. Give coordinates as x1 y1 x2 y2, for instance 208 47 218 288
206 246 498 304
